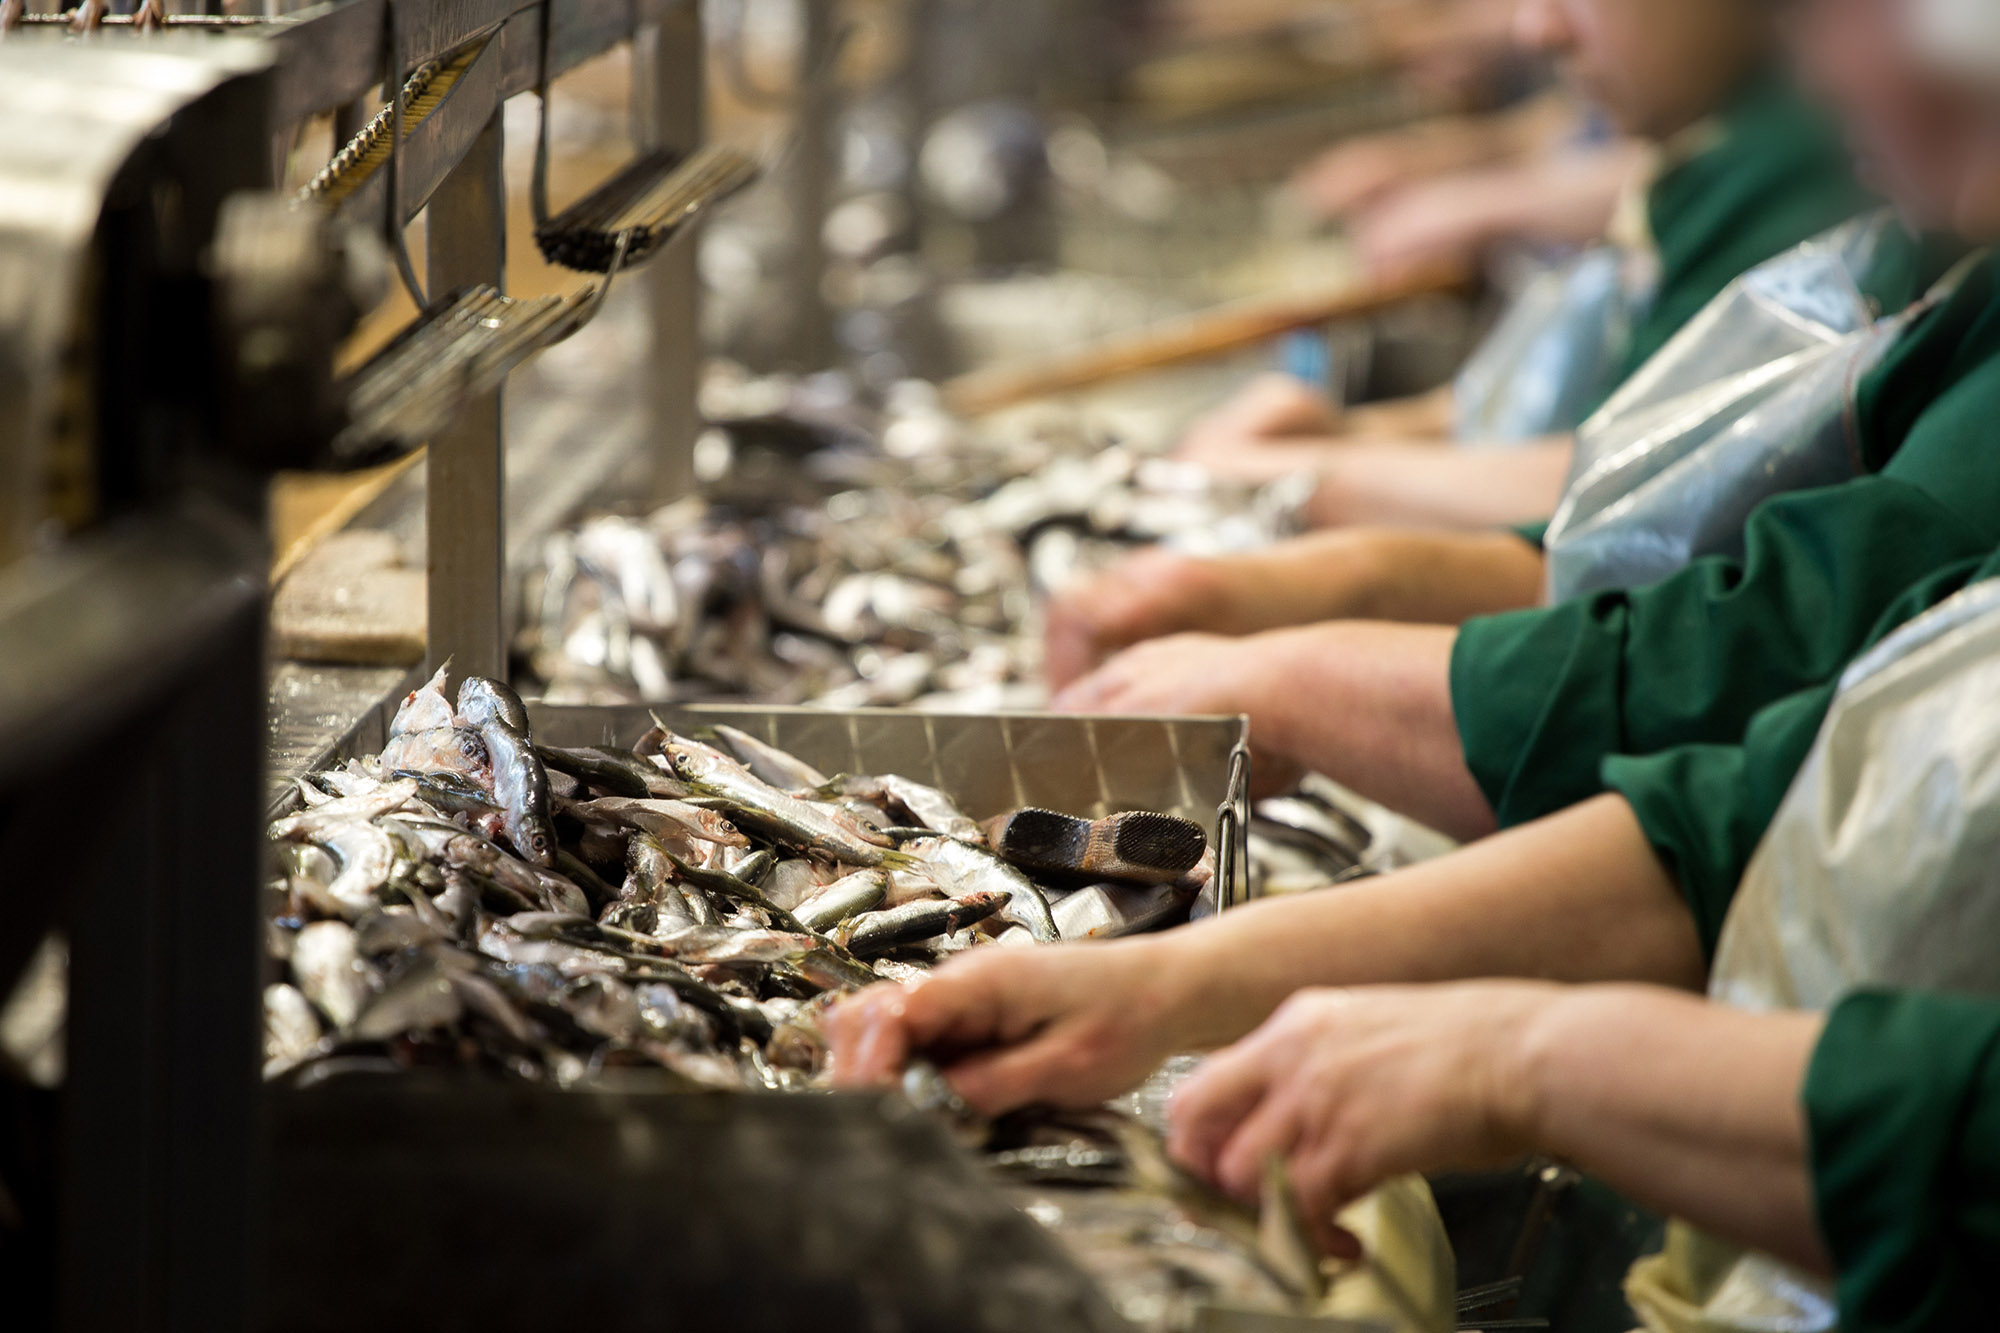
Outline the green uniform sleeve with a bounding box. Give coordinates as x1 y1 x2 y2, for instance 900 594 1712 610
1601 688 1836 955
1453 483 1993 828
1807 990 2000 1332
1599 553 2000 953
1457 263 2000 830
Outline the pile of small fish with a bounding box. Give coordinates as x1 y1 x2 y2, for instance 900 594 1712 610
521 377 1306 710
264 669 1214 1091
265 671 1385 1329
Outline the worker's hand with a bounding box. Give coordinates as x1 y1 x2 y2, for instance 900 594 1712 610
1177 375 1343 469
1053 631 1257 716
1050 633 1306 796
825 939 1192 1115
1166 982 1555 1255
1348 175 1513 281
1291 136 1438 221
1044 549 1242 692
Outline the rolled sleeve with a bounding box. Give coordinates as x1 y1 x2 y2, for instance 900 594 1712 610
1601 555 1997 952
1807 990 2000 1332
1453 479 1990 829
1602 686 1835 955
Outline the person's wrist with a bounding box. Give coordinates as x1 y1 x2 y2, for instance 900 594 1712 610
1495 985 1574 1156
1121 932 1216 1053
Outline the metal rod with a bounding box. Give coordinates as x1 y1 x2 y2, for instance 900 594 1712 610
424 108 507 681
781 0 836 369
635 0 704 506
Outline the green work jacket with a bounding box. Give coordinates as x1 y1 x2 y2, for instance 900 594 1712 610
1615 73 1877 390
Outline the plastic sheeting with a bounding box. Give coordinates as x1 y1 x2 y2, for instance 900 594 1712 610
1624 578 2000 1333
1452 246 1651 444
1542 217 1908 604
1716 576 2000 1012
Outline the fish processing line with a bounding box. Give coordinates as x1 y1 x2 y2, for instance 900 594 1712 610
0 14 1375 1333
0 8 1580 1329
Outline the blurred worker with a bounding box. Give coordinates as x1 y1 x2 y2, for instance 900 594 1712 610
1044 0 1974 699
829 11 2000 1327
1179 0 1880 490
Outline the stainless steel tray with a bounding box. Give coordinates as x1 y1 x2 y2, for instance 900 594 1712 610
263 705 1275 1331
530 704 1256 907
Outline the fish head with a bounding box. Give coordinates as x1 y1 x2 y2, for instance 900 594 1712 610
518 816 559 869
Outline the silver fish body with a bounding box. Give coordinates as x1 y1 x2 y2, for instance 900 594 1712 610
907 836 1059 942
290 921 377 1030
710 724 829 792
579 796 748 848
793 870 889 933
350 955 464 1042
838 889 1007 958
378 729 491 786
264 983 325 1075
879 775 982 842
268 780 420 840
665 737 895 866
480 721 556 868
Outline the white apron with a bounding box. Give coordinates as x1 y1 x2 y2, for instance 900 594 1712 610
1452 244 1653 443
1542 216 1930 604
1624 578 2000 1331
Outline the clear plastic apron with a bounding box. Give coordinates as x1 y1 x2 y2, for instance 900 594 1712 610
1623 578 2000 1332
1541 216 1919 604
1452 245 1654 443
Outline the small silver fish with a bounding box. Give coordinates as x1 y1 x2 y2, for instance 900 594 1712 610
378 729 491 786
290 921 377 1031
906 837 1059 942
268 780 421 840
838 889 1007 958
580 797 749 848
664 737 896 867
457 676 532 733
879 775 982 842
793 870 889 933
479 721 556 869
710 724 829 792
264 983 325 1075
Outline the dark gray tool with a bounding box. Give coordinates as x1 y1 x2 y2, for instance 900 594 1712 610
983 808 1208 887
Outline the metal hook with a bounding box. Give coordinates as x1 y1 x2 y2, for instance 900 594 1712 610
545 228 633 348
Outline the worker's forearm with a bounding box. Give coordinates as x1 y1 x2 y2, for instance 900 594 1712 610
1340 386 1458 439
1214 529 1543 634
1515 988 1831 1274
1223 620 1489 832
1155 795 1708 1051
1306 438 1574 531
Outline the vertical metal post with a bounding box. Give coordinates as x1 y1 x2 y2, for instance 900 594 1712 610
637 0 705 505
424 112 507 681
782 0 836 370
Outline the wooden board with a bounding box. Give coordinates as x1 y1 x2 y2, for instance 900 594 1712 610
271 530 426 666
